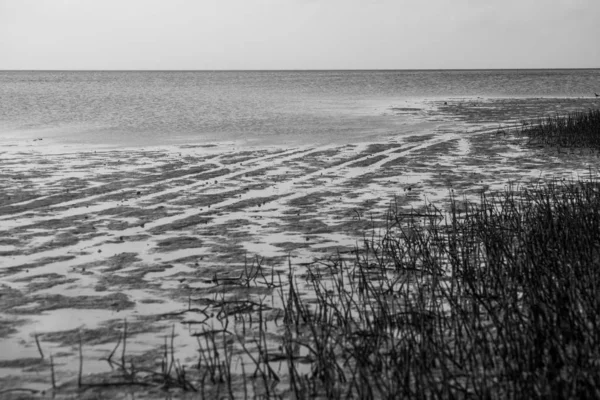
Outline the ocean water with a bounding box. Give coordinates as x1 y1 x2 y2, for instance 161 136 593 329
1 69 599 147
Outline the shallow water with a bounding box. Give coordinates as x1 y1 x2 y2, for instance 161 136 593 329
1 69 599 147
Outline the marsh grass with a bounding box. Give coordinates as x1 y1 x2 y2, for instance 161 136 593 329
517 108 600 149
265 176 600 398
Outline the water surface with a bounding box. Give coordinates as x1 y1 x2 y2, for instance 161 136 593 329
1 69 598 147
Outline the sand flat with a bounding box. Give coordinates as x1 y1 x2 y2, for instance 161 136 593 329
1 97 599 392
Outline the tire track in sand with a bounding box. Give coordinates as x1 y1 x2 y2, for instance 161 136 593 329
1 132 460 280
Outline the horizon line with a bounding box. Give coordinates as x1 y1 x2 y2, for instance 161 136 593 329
1 67 599 72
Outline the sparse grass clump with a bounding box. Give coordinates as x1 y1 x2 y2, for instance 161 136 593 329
519 108 600 148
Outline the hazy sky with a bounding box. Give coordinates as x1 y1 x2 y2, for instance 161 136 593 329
1 0 599 70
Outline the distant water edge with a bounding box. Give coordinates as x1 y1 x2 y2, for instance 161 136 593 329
1 69 599 147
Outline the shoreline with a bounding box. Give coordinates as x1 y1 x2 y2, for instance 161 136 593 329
1 95 597 152
1 96 599 393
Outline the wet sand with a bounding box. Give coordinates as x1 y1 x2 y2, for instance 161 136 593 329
1 97 599 396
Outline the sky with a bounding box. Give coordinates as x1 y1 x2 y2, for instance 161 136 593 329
1 0 599 70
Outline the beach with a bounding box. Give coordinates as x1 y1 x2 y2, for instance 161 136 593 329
1 96 599 395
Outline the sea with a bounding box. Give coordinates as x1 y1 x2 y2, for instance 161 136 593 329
1 69 599 148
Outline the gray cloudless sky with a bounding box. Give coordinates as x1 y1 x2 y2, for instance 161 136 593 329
1 0 599 70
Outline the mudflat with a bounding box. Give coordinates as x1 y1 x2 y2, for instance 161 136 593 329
1 97 598 397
